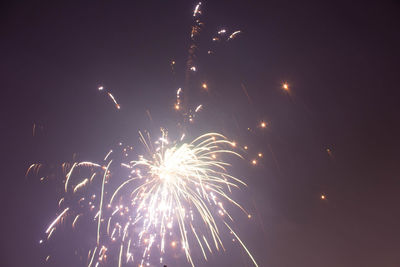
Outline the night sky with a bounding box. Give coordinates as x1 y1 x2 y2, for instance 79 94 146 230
2 1 400 266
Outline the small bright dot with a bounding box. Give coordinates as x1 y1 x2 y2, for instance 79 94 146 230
231 142 236 147
171 60 175 65
190 66 196 71
260 121 267 128
171 241 177 248
244 146 248 150
282 83 289 91
202 83 208 89
258 153 263 157
211 154 216 159
247 214 252 219
98 86 104 90
321 194 326 200
252 159 257 165
174 104 180 110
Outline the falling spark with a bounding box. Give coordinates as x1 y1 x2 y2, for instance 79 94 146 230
108 92 121 109
45 207 69 234
193 2 202 17
195 104 203 112
228 30 241 40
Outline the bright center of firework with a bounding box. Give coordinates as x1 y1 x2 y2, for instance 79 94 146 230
149 145 194 186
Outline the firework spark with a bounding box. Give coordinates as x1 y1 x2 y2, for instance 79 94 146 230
228 30 241 41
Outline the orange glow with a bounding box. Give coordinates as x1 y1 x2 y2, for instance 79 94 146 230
202 83 208 89
282 82 289 91
321 194 326 200
260 121 267 128
251 160 257 165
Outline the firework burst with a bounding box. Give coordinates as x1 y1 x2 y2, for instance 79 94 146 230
35 131 257 266
31 2 259 266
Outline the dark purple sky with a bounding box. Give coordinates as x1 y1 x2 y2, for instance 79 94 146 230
2 0 400 266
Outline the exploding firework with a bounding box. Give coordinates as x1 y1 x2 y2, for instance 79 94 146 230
33 131 257 266
31 2 259 266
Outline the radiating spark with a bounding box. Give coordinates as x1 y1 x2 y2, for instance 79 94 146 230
45 207 69 234
108 92 121 109
72 214 82 228
73 178 89 193
77 162 101 168
97 161 112 245
104 150 113 161
47 227 55 240
224 221 258 267
195 104 203 113
65 162 77 192
228 30 241 40
58 197 64 207
193 2 202 17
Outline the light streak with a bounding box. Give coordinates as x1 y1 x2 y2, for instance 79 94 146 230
45 207 69 234
193 2 202 17
108 92 121 109
228 30 241 40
